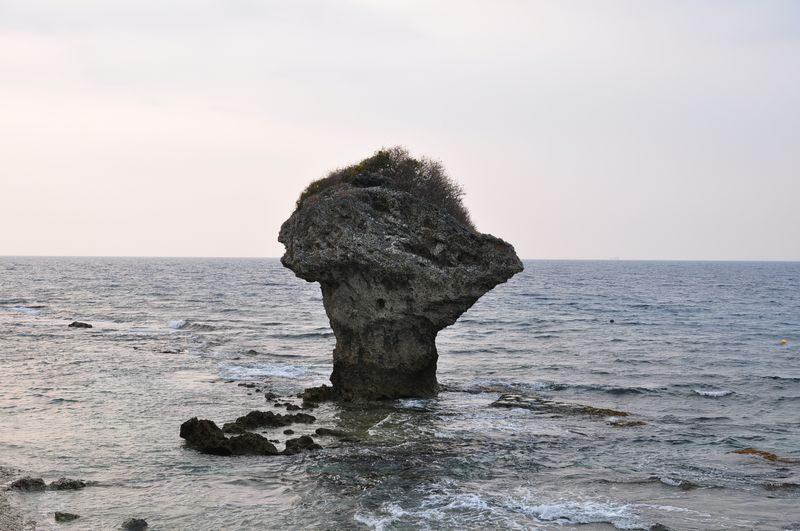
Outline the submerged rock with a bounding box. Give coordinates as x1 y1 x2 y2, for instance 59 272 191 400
315 427 351 438
283 435 322 455
221 410 315 433
491 394 630 418
48 477 86 490
8 477 46 491
68 321 92 329
732 447 793 462
279 149 523 400
55 512 80 522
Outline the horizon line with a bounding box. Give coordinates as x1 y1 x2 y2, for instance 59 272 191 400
1 255 799 263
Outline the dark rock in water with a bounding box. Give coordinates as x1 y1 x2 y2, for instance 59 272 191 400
9 476 46 491
48 477 86 490
315 427 349 437
179 417 279 456
283 429 294 435
121 518 148 530
180 417 225 449
491 394 630 418
246 349 259 355
237 382 258 389
285 404 301 411
264 392 279 400
225 432 280 456
68 321 92 329
55 512 80 522
302 385 336 404
608 419 646 428
222 410 315 433
283 435 322 455
279 151 523 400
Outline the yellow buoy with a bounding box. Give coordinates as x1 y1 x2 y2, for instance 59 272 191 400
780 339 789 345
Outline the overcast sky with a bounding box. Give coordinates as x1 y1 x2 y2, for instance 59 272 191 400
1 1 798 260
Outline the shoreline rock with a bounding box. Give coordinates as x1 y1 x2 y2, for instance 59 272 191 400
68 321 92 329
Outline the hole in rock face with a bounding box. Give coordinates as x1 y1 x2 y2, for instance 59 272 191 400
376 298 386 309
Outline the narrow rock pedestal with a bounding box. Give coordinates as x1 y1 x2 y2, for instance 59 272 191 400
280 177 522 400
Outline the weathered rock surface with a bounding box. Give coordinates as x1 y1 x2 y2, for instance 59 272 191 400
283 435 322 455
179 417 279 456
121 517 148 530
68 321 92 328
8 477 46 492
279 182 522 400
221 410 315 433
48 478 86 490
55 512 80 522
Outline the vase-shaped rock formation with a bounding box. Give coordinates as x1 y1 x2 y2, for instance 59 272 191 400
279 149 523 400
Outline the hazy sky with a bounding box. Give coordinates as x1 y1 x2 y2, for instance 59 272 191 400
2 1 798 260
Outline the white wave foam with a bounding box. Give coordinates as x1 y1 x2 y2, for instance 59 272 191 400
528 501 645 529
355 483 653 531
168 319 187 329
692 389 732 397
396 398 434 409
9 307 42 316
219 362 307 380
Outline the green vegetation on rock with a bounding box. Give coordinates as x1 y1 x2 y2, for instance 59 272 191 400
297 146 475 230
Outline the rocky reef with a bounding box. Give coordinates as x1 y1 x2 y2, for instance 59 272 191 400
279 148 523 400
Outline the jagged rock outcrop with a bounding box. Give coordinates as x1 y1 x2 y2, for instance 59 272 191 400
279 152 523 400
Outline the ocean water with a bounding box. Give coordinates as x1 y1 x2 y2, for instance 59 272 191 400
1 257 799 530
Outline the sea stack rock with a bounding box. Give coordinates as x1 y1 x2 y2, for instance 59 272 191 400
279 147 523 400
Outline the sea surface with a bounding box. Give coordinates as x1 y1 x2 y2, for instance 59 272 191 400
1 257 799 530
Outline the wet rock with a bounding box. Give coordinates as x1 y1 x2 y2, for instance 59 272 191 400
121 518 148 530
264 392 279 400
315 427 350 437
491 394 630 418
68 321 92 329
246 349 259 355
302 385 336 404
283 435 322 455
237 382 258 389
283 429 294 435
48 477 86 490
180 417 227 453
221 410 315 433
224 432 280 456
285 404 301 411
179 417 279 456
8 477 46 491
55 512 80 522
279 152 523 400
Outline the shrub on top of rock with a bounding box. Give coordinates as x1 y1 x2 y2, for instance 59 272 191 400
296 146 475 230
